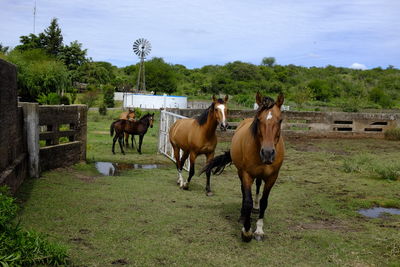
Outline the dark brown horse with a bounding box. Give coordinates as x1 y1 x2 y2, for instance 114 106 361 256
202 92 285 242
110 113 154 155
169 95 228 196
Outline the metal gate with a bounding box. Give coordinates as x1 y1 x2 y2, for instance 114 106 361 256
158 110 190 171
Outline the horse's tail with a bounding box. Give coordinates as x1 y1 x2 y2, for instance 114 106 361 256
110 121 115 136
200 150 232 176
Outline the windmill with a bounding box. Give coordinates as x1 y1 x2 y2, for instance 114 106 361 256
133 38 151 91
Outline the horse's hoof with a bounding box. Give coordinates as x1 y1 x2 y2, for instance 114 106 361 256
206 191 214 197
252 208 260 214
241 231 253 243
182 183 189 190
254 234 264 242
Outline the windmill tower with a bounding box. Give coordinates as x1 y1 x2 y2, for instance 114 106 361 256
133 38 151 91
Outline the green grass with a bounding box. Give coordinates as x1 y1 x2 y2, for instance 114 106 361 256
15 110 400 266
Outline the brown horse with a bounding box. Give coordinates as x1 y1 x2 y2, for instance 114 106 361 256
119 108 136 121
169 95 228 196
110 113 154 155
119 109 136 148
202 92 284 242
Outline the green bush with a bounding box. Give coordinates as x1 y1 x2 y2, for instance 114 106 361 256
37 92 61 105
81 91 98 108
99 103 107 115
0 186 68 266
59 95 70 105
134 107 143 118
384 128 400 141
103 84 115 108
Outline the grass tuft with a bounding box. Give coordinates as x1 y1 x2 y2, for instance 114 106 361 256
384 128 400 141
372 163 400 181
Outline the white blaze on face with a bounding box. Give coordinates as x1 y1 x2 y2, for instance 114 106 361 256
216 104 226 125
266 111 273 120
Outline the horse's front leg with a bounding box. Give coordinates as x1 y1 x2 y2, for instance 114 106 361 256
253 178 262 213
240 171 254 242
124 132 129 148
177 151 189 187
131 135 137 150
205 152 215 196
253 173 278 241
182 152 196 190
137 135 144 154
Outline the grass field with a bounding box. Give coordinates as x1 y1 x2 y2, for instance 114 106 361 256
16 109 400 266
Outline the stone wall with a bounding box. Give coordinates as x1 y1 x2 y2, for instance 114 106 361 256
0 59 28 193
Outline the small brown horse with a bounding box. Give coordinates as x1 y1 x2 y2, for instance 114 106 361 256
169 95 228 196
202 92 284 242
110 113 154 155
119 108 136 121
119 109 136 148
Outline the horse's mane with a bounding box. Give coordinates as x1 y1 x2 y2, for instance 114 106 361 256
139 113 152 121
250 96 276 138
195 98 225 126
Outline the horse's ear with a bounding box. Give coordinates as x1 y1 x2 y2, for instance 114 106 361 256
255 92 263 106
276 93 284 108
212 95 217 103
224 95 229 102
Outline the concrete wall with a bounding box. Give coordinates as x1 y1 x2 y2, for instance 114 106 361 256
174 108 400 140
124 94 187 109
0 59 28 193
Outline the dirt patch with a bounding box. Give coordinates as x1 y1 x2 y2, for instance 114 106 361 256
58 166 99 183
69 237 94 249
111 259 129 265
291 220 358 232
289 139 350 155
79 229 91 234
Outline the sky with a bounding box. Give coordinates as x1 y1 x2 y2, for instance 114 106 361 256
1 0 399 69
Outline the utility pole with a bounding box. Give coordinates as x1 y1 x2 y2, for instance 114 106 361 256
33 0 37 34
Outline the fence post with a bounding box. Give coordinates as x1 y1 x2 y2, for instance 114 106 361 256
20 102 40 178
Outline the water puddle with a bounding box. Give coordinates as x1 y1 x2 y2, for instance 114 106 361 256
95 162 162 176
358 207 400 218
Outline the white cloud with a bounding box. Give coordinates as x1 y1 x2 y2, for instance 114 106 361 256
349 63 367 70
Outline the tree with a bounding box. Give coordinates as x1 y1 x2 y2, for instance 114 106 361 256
261 57 276 67
225 61 262 81
144 57 177 94
0 43 10 54
102 84 115 108
42 18 63 56
5 49 71 101
58 41 87 71
15 34 44 51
